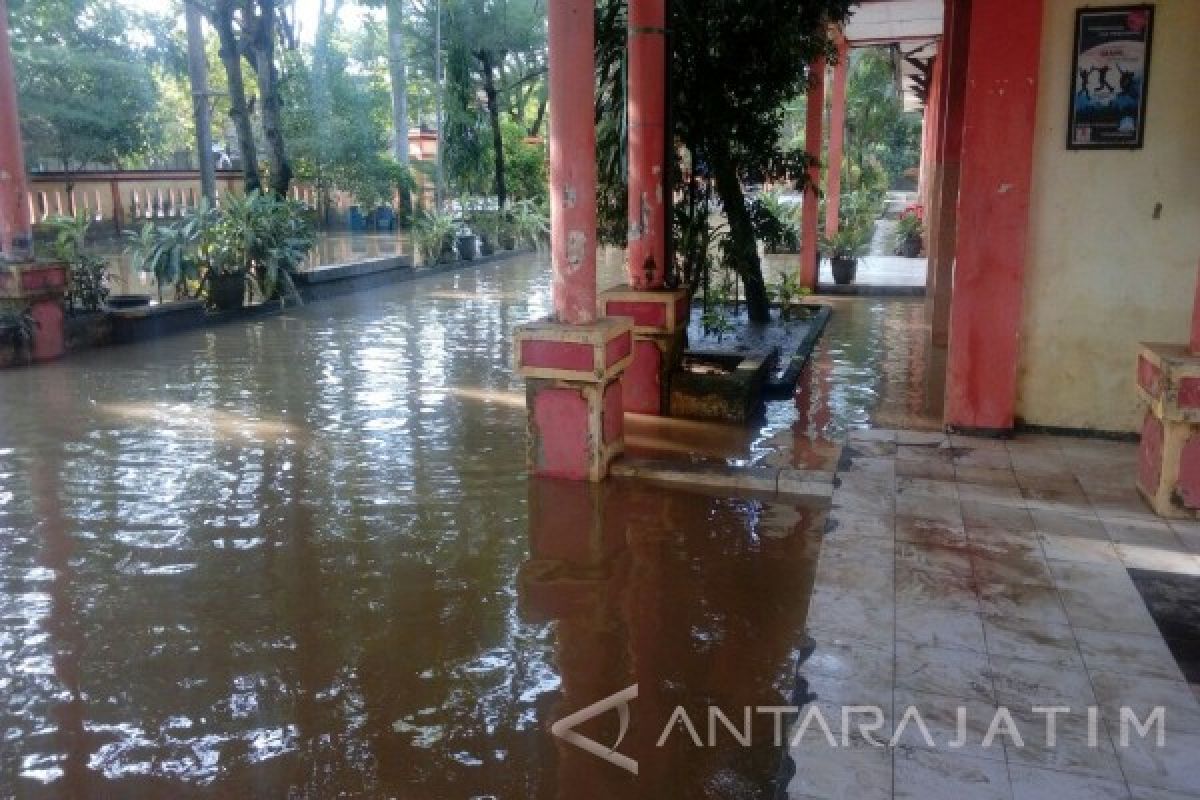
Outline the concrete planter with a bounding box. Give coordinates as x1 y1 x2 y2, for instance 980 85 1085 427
110 299 206 345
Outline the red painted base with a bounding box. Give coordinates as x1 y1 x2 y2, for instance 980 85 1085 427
526 377 625 481
515 316 633 481
599 286 689 416
0 262 67 365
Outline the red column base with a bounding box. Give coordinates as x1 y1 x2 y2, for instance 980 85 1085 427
515 317 634 481
0 262 67 365
1135 342 1200 517
599 286 689 416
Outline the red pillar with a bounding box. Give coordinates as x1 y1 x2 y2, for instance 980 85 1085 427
548 0 598 324
943 0 1043 432
800 55 826 290
0 0 32 260
927 0 971 351
824 35 849 240
918 53 943 213
515 0 632 479
626 0 667 289
1191 259 1200 355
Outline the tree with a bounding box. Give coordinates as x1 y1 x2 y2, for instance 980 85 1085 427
597 0 853 323
430 0 545 207
281 21 407 220
386 0 410 165
10 0 172 192
200 0 294 196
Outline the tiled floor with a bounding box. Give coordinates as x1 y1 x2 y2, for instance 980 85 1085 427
790 428 1200 800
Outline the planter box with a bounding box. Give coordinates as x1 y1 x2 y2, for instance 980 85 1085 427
110 299 206 345
670 349 773 424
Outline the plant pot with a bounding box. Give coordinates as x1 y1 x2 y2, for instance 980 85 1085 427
456 234 479 261
831 256 858 286
895 236 922 258
106 294 152 310
205 271 246 311
479 236 496 257
499 234 517 251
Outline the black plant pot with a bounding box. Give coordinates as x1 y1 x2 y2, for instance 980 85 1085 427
457 234 479 261
499 234 517 251
106 294 152 310
479 236 496 257
206 271 246 311
896 237 923 258
831 256 858 286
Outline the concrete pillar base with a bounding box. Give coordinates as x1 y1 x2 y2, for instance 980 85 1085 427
514 316 634 481
0 262 68 363
1135 343 1200 517
599 285 689 416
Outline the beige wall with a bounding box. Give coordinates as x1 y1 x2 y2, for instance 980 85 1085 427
1016 0 1200 432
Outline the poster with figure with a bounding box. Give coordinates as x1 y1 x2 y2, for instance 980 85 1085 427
1068 5 1154 149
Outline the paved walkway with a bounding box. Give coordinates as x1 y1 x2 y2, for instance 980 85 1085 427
789 428 1200 800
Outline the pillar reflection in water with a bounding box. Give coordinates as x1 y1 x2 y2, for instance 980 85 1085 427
520 477 825 799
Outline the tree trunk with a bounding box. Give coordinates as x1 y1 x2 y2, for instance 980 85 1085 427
528 91 547 138
711 148 770 324
185 0 216 204
210 2 262 193
248 0 292 197
479 51 506 209
386 0 409 165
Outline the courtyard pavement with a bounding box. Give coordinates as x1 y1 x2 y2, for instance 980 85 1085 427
789 428 1200 800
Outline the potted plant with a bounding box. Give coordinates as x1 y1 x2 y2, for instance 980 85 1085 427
892 204 925 258
46 212 114 314
414 210 459 266
821 223 872 285
210 191 315 307
456 226 479 261
126 215 204 304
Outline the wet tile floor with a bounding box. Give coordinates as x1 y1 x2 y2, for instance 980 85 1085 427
790 428 1200 800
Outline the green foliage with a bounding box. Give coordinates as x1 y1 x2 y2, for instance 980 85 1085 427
45 213 112 313
281 38 406 214
842 48 923 190
0 303 37 355
768 272 811 321
10 0 171 172
751 189 801 254
126 193 314 305
821 222 873 260
596 0 854 324
502 121 547 203
212 192 316 300
508 199 550 250
124 204 213 301
413 210 458 264
894 206 925 241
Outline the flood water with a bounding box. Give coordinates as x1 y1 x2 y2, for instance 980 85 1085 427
0 254 834 798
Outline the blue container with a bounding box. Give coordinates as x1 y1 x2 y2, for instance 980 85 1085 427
348 206 368 232
375 207 396 231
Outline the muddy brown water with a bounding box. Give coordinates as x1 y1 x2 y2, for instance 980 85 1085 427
0 255 836 798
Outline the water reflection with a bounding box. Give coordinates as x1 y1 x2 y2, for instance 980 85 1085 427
0 255 828 798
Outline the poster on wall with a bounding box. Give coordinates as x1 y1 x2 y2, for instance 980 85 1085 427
1068 5 1154 149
